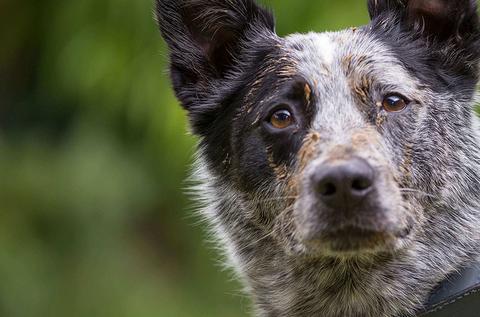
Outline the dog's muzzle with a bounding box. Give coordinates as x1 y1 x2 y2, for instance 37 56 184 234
295 155 408 254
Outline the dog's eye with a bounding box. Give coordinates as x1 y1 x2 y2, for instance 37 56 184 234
270 109 294 129
382 95 409 112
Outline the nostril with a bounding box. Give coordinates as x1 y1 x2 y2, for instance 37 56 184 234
319 181 337 196
351 177 372 192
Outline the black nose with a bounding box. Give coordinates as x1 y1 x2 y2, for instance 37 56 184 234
313 157 375 209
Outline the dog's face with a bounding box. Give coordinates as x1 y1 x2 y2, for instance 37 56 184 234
157 0 480 259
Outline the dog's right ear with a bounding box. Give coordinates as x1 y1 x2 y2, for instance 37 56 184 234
156 0 275 114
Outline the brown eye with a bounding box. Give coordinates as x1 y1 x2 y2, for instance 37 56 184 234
270 109 293 129
382 95 409 112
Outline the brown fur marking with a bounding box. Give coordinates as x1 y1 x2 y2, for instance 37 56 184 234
267 146 291 182
297 131 321 172
304 83 312 107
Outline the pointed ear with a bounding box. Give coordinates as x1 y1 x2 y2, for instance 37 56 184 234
406 0 479 40
368 0 480 42
156 0 275 110
368 0 480 82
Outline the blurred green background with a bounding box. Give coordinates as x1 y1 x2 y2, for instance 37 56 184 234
0 1 400 316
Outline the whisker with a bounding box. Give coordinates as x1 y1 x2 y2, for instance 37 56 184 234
254 196 298 203
399 188 435 198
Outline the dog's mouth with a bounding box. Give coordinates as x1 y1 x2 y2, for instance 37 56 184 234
302 224 413 255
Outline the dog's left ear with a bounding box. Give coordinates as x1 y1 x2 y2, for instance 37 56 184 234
368 0 479 41
368 0 480 85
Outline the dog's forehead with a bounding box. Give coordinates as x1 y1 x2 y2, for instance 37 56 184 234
280 30 424 134
284 30 419 95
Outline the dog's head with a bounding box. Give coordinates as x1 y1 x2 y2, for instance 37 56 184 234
156 0 480 258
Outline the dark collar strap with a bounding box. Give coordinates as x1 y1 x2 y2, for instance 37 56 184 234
417 261 480 316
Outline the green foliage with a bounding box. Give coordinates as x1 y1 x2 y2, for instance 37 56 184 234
0 1 406 316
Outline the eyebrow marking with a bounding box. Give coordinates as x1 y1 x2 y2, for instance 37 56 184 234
351 77 371 103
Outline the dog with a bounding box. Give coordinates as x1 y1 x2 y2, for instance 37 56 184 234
155 0 480 316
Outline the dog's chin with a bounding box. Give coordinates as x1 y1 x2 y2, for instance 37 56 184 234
299 225 413 258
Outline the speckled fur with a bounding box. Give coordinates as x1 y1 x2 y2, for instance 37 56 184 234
156 0 480 316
